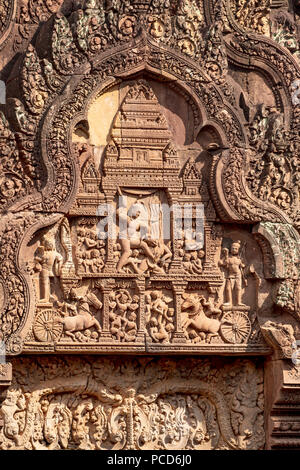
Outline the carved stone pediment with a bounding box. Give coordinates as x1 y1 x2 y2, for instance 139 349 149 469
6 76 274 355
0 0 300 450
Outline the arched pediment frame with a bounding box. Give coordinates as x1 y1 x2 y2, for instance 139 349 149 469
38 39 247 214
0 2 299 358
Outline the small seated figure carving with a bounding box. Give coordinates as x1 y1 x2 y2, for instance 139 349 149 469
190 250 204 274
201 297 222 316
182 250 205 275
89 249 104 273
183 253 192 273
123 249 143 274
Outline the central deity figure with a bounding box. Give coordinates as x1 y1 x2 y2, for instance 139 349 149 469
116 205 155 272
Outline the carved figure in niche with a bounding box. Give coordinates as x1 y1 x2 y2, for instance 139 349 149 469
112 242 121 263
181 293 221 343
116 207 155 273
182 250 205 275
56 289 102 340
219 241 247 307
114 189 173 275
249 104 269 151
204 19 224 58
33 235 63 303
108 289 138 341
76 224 106 274
119 16 136 36
131 239 172 275
0 176 24 200
14 99 35 133
146 291 174 343
89 249 105 273
202 17 228 78
252 6 270 36
149 18 165 38
247 105 300 214
184 218 204 252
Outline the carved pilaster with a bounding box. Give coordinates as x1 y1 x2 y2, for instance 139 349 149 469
203 223 220 275
168 197 182 273
172 281 187 343
103 194 116 274
135 278 146 342
60 217 76 277
265 358 300 449
98 279 114 341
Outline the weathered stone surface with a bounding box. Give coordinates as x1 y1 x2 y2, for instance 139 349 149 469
0 356 264 450
0 0 299 450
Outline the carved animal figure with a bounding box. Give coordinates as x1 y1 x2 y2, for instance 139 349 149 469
58 290 102 339
181 293 221 341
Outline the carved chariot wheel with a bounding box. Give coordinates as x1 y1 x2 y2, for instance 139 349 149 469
33 310 63 342
219 311 251 344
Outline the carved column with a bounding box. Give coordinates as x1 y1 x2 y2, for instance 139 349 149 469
98 278 114 341
135 278 145 343
265 357 300 449
172 281 187 343
169 199 183 273
60 217 76 277
203 223 217 274
103 193 116 274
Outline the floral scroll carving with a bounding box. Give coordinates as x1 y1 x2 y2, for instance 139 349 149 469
0 356 265 450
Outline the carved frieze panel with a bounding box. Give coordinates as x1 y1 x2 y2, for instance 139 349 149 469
8 79 273 354
0 356 265 450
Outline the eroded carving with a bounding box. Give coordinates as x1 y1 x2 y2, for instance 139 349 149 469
229 0 270 36
0 356 265 450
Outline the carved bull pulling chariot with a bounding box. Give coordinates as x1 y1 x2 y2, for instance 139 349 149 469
181 293 252 344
